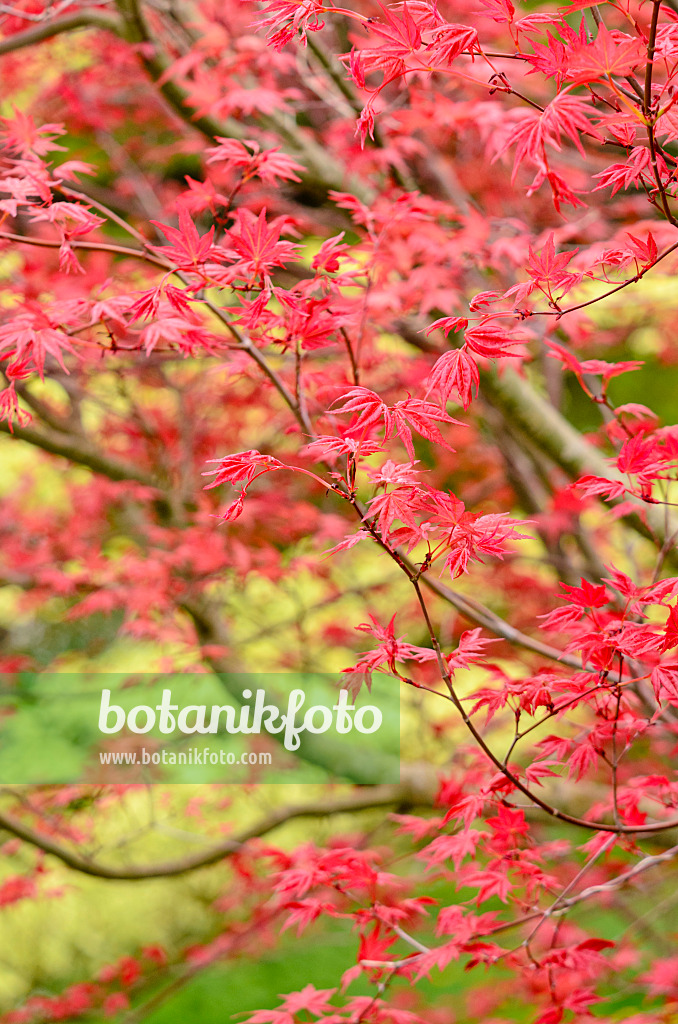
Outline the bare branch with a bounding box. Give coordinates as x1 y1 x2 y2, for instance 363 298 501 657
0 782 434 879
0 8 121 56
0 419 161 488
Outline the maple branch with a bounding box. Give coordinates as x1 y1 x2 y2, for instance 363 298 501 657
563 841 678 902
0 393 640 747
180 594 405 784
2 3 327 216
395 319 678 562
373 842 678 973
3 228 317 441
1 232 320 443
0 230 170 269
643 0 678 226
336 493 628 831
231 328 314 437
410 578 615 834
0 0 357 204
113 0 368 200
411 562 585 669
113 0 248 144
483 410 590 585
6 386 591 680
341 479 592 676
352 507 678 835
303 35 413 190
0 423 394 789
413 589 678 833
8 360 589 680
306 33 362 112
478 365 678 559
0 785 429 880
241 348 594 673
522 834 617 952
0 8 121 54
8 378 78 435
0 419 162 487
535 240 678 317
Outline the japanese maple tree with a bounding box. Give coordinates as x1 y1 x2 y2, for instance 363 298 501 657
2 0 678 1020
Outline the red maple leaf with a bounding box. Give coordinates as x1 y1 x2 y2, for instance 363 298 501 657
662 605 678 652
463 322 525 358
569 25 646 83
151 205 223 269
426 348 480 410
227 208 301 281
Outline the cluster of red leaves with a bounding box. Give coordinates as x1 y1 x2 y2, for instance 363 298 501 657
4 949 167 1024
4 0 678 1020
